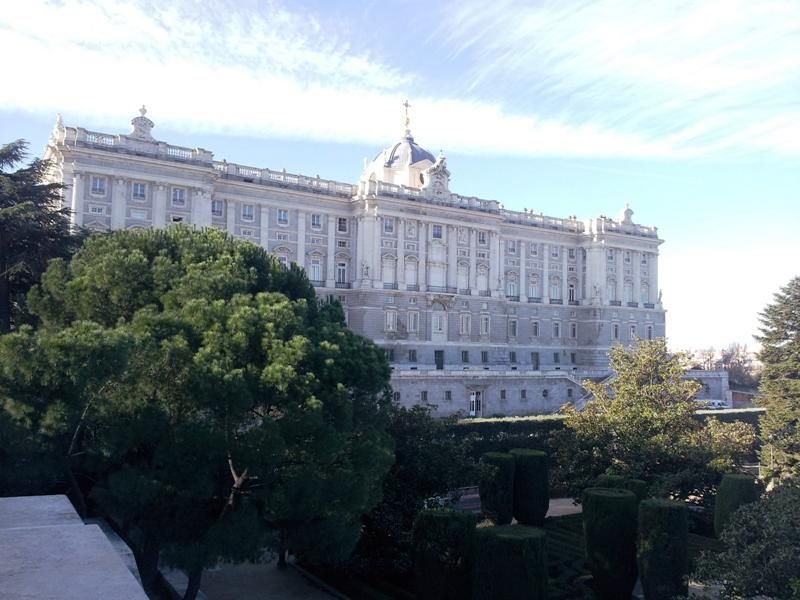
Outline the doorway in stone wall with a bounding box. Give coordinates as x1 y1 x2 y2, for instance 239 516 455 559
469 390 483 417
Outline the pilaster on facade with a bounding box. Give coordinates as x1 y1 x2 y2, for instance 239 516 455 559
325 216 335 287
297 210 306 272
542 244 550 302
418 222 427 292
153 184 166 229
519 241 527 302
633 250 642 305
70 172 84 228
469 228 478 294
111 178 126 229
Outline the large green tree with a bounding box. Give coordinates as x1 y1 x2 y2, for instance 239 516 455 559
0 139 80 332
757 276 800 483
0 227 394 599
553 339 755 498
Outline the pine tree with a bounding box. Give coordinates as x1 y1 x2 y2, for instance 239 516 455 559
756 276 800 482
0 140 80 332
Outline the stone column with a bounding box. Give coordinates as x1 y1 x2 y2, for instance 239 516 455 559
260 204 270 250
70 172 84 228
562 246 569 302
325 216 335 287
652 252 659 306
633 250 641 305
296 210 306 269
398 219 406 287
542 243 550 302
226 201 236 235
490 232 502 297
615 248 624 303
372 215 381 288
447 225 458 290
519 241 527 302
418 221 427 292
469 229 477 294
153 184 166 229
111 178 126 230
577 247 584 301
192 190 211 228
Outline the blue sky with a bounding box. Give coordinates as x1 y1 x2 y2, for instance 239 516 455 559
1 0 798 352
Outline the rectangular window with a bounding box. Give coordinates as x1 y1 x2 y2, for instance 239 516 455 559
641 254 648 265
385 310 398 332
553 322 561 338
90 176 106 195
211 199 223 216
408 349 417 362
520 389 527 400
384 218 394 233
570 352 576 364
507 240 517 254
553 352 560 364
630 324 636 339
407 311 419 333
613 323 620 340
461 350 469 363
530 244 538 256
647 326 653 340
277 208 289 225
445 390 452 402
311 213 322 229
433 313 445 333
480 315 490 335
481 350 489 364
420 391 428 403
89 205 105 215
625 251 632 264
477 231 487 245
509 351 517 363
432 224 443 239
607 249 614 262
132 182 146 200
500 389 507 400
336 262 347 284
567 388 573 398
551 246 559 258
568 248 576 259
459 313 471 335
276 233 289 241
309 259 321 282
531 321 540 337
509 319 518 337
242 204 254 221
531 352 540 370
171 187 186 206
240 229 254 237
385 348 395 361
337 217 348 233
337 239 348 248
570 322 577 338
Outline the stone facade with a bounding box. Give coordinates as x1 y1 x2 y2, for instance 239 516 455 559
44 108 669 417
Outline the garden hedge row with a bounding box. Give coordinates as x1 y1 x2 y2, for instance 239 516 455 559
478 452 515 525
637 499 689 599
509 449 549 526
713 473 760 537
473 525 547 600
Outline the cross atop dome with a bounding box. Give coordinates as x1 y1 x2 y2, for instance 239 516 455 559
402 99 412 135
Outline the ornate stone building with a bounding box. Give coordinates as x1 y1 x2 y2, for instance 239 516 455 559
44 107 669 416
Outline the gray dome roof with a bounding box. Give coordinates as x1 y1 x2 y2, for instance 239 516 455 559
378 132 435 167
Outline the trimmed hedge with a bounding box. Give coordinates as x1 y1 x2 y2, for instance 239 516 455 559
594 475 648 501
510 449 549 526
473 525 547 600
412 509 477 600
582 487 639 600
637 499 689 599
478 452 515 525
625 479 648 502
714 473 760 537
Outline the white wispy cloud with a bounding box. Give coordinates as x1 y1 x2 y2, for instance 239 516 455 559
437 0 800 156
0 0 797 158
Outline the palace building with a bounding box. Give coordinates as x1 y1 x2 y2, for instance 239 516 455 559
43 107 669 417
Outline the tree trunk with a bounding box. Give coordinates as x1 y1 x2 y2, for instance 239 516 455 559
182 564 204 600
136 532 162 593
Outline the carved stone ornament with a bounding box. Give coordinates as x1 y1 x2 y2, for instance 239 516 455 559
130 105 155 141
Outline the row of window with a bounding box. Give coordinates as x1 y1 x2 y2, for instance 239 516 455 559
387 349 577 367
385 310 581 338
608 249 649 265
413 387 574 406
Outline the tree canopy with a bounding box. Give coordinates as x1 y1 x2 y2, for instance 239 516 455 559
553 339 755 499
0 139 80 332
757 276 800 483
0 226 394 599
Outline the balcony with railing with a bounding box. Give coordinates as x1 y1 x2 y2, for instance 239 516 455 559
383 282 398 290
428 285 457 294
478 290 491 297
609 300 622 306
506 295 520 302
528 297 542 303
406 284 419 291
549 298 563 305
643 302 655 309
568 300 580 306
334 282 351 289
627 302 639 308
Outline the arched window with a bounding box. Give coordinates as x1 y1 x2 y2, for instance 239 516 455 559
568 282 576 302
528 277 540 299
506 276 517 298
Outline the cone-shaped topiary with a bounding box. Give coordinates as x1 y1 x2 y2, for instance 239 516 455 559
473 525 547 600
714 473 760 537
478 452 515 525
412 509 478 600
509 449 549 526
583 487 639 600
637 498 689 599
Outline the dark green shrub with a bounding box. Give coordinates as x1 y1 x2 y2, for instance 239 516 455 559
624 479 648 501
713 473 759 536
582 487 639 600
595 474 626 489
637 499 689 599
473 525 547 600
509 449 549 526
478 452 515 525
412 509 477 600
